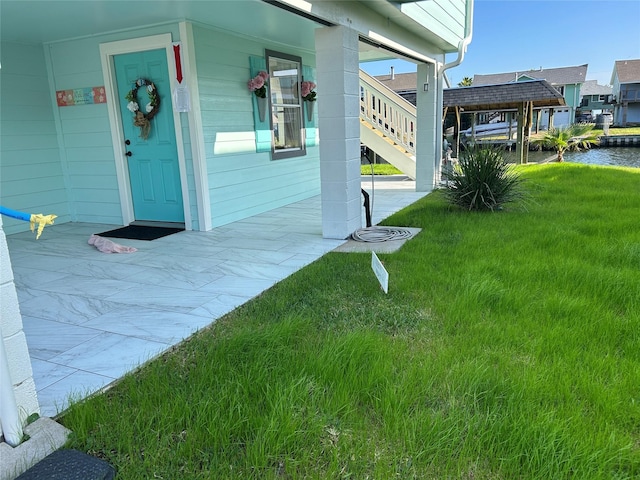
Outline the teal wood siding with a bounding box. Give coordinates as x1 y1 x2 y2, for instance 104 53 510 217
399 0 468 49
564 84 580 109
0 42 70 235
48 37 133 225
192 26 320 228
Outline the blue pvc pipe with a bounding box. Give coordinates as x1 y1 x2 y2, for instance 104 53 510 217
0 206 31 222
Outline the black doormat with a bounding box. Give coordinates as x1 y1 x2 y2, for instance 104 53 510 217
96 225 184 241
16 449 115 480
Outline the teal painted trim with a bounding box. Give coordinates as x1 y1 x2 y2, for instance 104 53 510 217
249 55 271 153
256 129 272 146
305 128 318 147
302 65 316 146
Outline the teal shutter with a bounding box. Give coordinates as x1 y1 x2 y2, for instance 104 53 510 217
249 56 271 153
302 65 317 147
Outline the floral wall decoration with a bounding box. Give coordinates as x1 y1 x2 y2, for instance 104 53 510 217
301 81 316 102
125 78 160 140
248 70 269 123
301 80 317 122
248 70 269 98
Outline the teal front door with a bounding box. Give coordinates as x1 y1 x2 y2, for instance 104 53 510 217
114 50 184 223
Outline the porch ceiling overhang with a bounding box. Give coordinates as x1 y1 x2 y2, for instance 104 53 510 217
443 80 566 112
1 1 455 67
0 1 318 48
356 1 462 55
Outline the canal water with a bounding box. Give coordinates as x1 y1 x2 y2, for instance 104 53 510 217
502 147 639 168
564 147 639 168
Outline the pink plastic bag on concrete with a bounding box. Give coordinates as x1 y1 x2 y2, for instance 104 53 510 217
88 234 137 254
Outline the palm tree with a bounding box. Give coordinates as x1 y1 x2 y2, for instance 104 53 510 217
458 77 473 87
535 124 600 162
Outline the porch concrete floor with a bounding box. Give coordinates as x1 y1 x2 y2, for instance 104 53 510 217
7 177 427 418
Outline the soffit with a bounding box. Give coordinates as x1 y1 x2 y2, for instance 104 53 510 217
0 0 450 66
360 0 460 53
0 1 317 49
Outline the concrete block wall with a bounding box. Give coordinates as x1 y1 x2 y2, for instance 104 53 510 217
315 25 362 239
0 216 40 442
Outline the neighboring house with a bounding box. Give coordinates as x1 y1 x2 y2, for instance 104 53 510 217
0 0 473 447
374 68 420 105
473 64 588 128
610 59 640 126
576 80 613 121
375 64 588 132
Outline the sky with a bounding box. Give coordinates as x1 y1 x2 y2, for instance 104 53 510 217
361 0 640 87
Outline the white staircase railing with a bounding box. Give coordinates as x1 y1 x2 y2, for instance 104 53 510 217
359 70 417 157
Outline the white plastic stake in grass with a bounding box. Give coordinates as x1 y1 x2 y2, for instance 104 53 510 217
371 252 389 294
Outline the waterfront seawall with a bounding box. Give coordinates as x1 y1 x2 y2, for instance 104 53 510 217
598 135 640 147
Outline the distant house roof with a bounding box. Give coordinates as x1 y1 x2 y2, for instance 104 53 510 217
580 80 612 96
612 59 640 83
443 80 566 112
374 71 418 93
473 64 588 87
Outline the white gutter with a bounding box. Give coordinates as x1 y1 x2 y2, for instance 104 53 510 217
0 334 23 447
442 0 474 74
440 0 474 90
436 0 474 170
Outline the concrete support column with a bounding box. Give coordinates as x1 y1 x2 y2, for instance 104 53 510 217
315 25 362 239
415 63 438 191
0 217 40 445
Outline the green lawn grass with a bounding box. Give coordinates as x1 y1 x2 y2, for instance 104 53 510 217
361 163 403 175
61 163 640 479
603 126 640 136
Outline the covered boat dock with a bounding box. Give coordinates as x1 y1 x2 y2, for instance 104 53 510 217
443 79 566 164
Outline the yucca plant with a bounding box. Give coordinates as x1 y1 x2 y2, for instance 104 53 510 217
445 145 525 211
534 123 600 162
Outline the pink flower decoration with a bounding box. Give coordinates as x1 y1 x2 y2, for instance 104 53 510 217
253 76 265 89
301 81 317 101
248 71 269 98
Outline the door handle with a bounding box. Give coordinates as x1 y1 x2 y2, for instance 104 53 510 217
125 139 131 145
125 151 132 157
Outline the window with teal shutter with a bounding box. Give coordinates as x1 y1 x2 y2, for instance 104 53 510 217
266 49 306 160
250 52 315 156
